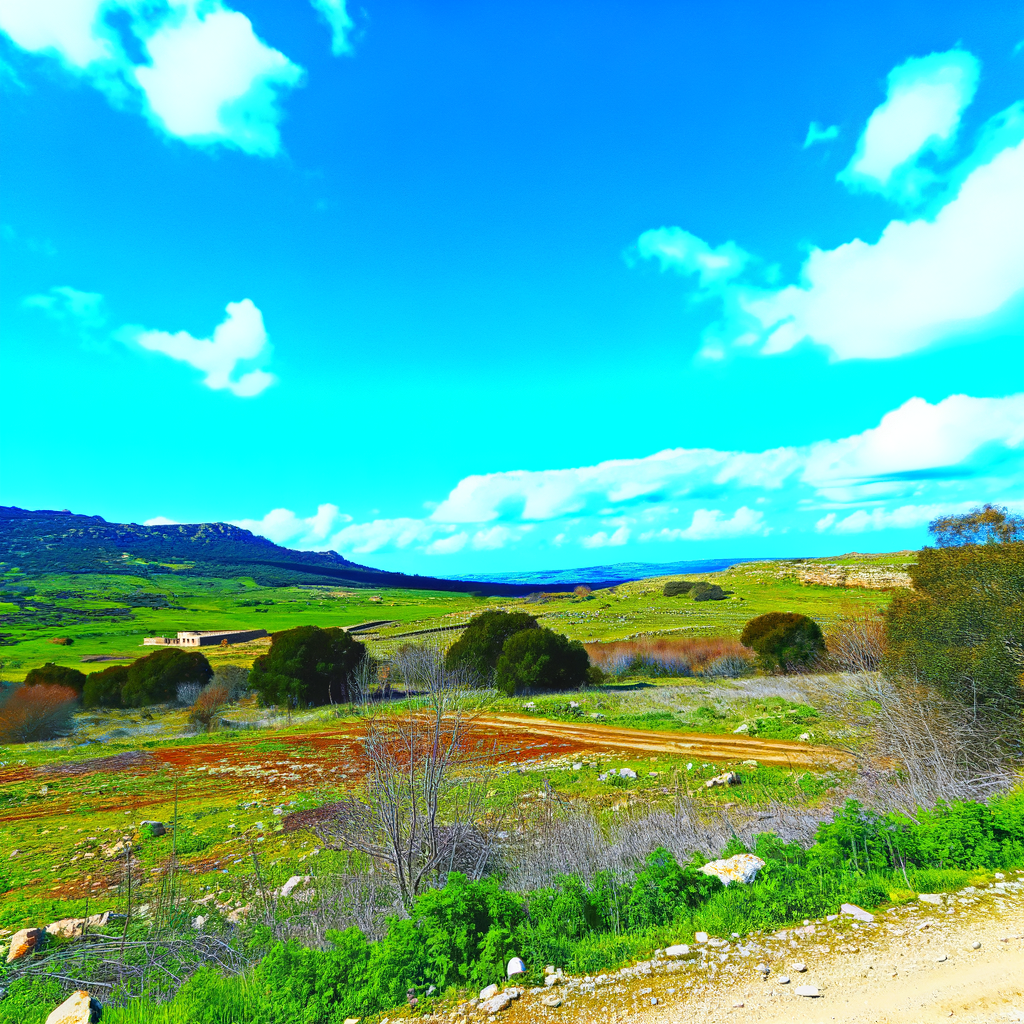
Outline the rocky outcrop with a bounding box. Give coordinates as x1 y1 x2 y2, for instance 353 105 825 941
7 926 43 962
776 562 913 590
45 913 110 939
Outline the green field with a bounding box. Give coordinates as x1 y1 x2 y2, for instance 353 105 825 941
0 552 907 681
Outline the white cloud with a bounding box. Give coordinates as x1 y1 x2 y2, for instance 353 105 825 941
826 504 951 535
814 513 836 533
0 0 304 157
232 503 349 547
23 285 105 328
134 4 303 156
838 50 979 203
803 122 839 148
641 506 766 543
144 515 179 526
633 227 751 289
471 525 528 550
426 532 469 555
581 526 630 549
311 0 355 55
328 518 442 555
123 298 276 397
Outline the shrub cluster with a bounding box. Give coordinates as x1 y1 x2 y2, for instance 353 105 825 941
447 611 590 695
80 648 213 709
662 580 693 597
24 662 86 695
691 582 726 602
248 625 366 708
740 612 824 672
0 683 78 743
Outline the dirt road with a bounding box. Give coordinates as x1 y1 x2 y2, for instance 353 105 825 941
472 714 854 770
448 872 1023 1024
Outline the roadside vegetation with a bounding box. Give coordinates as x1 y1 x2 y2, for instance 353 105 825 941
1 510 1022 1022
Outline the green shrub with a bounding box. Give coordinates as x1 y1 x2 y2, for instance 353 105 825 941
82 664 129 708
23 662 87 695
740 612 824 672
248 625 366 708
493 627 590 696
691 582 727 602
121 648 212 707
662 580 694 597
445 611 539 681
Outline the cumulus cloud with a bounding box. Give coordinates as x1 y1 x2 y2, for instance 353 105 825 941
0 0 304 156
231 503 349 547
837 50 979 204
426 532 469 555
641 507 766 543
581 525 630 549
144 515 179 526
803 122 839 148
635 50 1024 363
327 518 443 555
311 0 355 55
822 504 951 535
122 298 276 397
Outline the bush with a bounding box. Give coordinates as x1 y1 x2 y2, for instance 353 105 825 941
0 684 78 743
691 582 727 602
248 625 366 708
663 580 694 597
494 627 590 696
23 662 87 695
188 681 231 730
82 664 129 708
121 648 212 707
740 612 824 672
445 611 539 681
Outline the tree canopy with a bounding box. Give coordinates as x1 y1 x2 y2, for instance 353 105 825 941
444 610 539 681
82 664 129 709
122 648 213 707
739 612 824 673
494 627 590 696
885 505 1024 711
248 625 366 708
24 662 87 695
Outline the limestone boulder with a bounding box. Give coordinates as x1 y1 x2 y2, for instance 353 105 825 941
704 771 739 788
699 853 765 886
840 902 874 923
7 927 43 962
506 956 525 978
479 992 513 1014
44 990 102 1024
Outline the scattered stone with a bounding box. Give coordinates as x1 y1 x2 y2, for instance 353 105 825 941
7 928 43 963
665 945 689 957
618 768 637 779
572 763 583 771
919 894 943 905
649 997 659 1005
700 853 765 886
140 821 166 837
8 850 20 859
798 732 810 741
936 954 948 962
704 771 740 788
841 903 875 923
192 915 207 930
544 975 559 987
732 724 749 734
544 965 557 976
971 941 981 949
44 990 101 1024
790 962 807 972
755 963 769 975
479 984 499 1001
733 1001 745 1008
795 985 820 998
507 957 525 978
45 914 110 940
695 932 709 943
540 995 562 1008
778 976 791 985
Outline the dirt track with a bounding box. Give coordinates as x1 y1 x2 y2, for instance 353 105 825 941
472 714 854 770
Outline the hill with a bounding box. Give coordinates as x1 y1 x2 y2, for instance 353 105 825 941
0 507 570 596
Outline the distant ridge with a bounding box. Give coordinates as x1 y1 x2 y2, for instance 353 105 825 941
0 507 578 596
454 557 769 587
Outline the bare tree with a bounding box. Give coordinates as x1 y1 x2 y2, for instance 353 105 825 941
303 647 498 908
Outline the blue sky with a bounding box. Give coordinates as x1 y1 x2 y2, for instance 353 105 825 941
1 0 1022 574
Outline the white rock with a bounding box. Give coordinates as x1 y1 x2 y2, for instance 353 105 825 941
665 944 689 957
44 990 101 1024
971 941 981 949
936 953 947 962
790 962 807 972
506 957 525 978
778 976 790 984
700 853 765 886
619 768 637 779
479 993 512 1014
479 984 499 1001
695 932 709 943
732 724 749 733
541 995 562 1008
755 963 769 974
795 985 819 997
798 732 810 741
572 763 583 770
280 875 310 898
919 893 942 904
840 902 875 923
704 771 740 788
544 975 559 987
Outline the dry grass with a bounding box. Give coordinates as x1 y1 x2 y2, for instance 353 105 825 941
585 637 753 676
0 683 78 743
187 682 231 731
